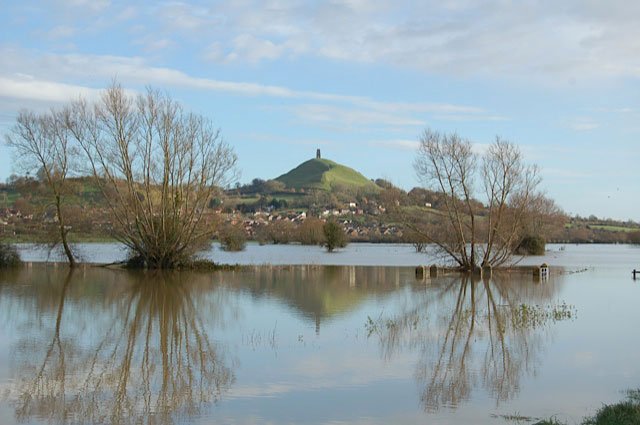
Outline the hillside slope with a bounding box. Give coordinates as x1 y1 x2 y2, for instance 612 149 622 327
275 158 379 192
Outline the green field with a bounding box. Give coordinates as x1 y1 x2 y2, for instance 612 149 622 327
589 224 640 232
565 222 640 232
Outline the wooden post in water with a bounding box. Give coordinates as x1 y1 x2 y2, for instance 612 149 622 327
429 265 438 278
535 263 549 280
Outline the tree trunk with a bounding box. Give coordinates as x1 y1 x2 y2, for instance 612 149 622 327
55 195 76 267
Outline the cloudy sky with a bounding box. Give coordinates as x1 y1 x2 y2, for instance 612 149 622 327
1 0 639 219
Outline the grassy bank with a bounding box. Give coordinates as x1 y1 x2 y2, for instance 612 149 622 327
497 389 640 425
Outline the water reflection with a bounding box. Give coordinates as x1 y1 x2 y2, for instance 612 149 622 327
221 265 407 333
0 265 575 424
2 267 234 425
367 272 569 412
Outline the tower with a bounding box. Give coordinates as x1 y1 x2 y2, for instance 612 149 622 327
316 149 321 159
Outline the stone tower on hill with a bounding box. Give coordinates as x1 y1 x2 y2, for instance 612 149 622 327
316 149 321 159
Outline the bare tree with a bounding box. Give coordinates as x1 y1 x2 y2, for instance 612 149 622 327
67 83 238 268
521 193 566 242
413 129 541 270
480 138 541 266
6 110 77 266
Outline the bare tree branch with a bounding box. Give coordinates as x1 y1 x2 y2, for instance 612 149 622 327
414 129 544 270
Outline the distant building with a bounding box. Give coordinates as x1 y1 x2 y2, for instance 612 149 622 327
316 149 321 159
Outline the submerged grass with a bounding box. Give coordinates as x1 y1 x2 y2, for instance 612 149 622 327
490 412 540 423
509 302 577 330
533 419 565 425
180 259 244 271
121 256 243 271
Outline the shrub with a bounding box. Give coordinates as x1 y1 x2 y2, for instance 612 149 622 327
516 235 546 255
219 224 247 252
404 228 429 253
297 218 325 245
323 220 348 252
0 243 22 267
628 231 640 244
258 220 294 245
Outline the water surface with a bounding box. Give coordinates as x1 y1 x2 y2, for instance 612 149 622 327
16 241 638 267
1 244 639 424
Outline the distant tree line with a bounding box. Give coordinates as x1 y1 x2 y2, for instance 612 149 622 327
217 216 349 252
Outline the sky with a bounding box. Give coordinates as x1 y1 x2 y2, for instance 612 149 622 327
0 0 639 220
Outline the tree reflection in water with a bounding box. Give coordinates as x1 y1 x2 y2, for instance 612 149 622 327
368 273 571 412
10 268 234 425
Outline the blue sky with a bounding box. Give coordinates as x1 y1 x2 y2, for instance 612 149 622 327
1 0 639 220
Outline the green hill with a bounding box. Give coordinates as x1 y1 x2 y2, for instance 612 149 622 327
275 158 379 192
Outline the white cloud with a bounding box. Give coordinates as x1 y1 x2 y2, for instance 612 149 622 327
157 2 223 32
372 139 420 151
470 142 491 156
8 1 640 84
230 34 286 63
591 107 635 114
0 75 100 103
117 5 137 21
47 25 76 39
565 117 599 132
0 48 498 124
203 42 225 62
292 104 425 128
58 0 110 13
432 113 508 122
145 0 640 82
134 37 175 52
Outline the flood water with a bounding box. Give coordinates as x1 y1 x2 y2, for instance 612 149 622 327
14 241 637 268
1 244 639 424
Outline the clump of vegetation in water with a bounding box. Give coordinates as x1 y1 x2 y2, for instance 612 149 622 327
218 223 247 252
124 256 241 271
490 412 542 422
323 220 348 252
179 260 243 271
532 418 565 425
0 243 21 268
256 220 295 245
296 217 325 245
365 313 421 338
509 302 576 330
516 235 546 255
